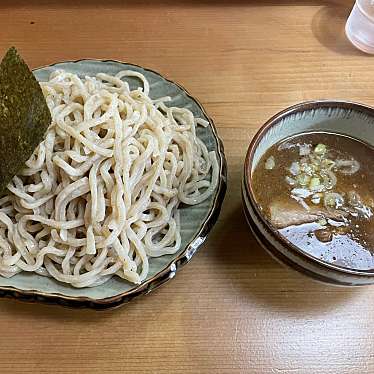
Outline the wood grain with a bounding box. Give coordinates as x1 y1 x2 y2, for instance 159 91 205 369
0 1 374 373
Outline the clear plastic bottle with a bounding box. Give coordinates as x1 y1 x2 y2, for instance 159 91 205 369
346 0 374 54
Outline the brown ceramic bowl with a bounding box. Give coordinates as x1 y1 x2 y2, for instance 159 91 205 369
243 100 374 286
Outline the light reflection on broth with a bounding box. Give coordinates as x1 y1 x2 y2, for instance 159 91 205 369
252 132 374 271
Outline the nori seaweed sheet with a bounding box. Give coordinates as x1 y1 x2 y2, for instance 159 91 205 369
0 47 51 195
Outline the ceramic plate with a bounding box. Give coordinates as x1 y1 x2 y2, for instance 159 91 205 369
0 59 227 309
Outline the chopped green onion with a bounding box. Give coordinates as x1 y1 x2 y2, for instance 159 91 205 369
309 177 321 189
296 174 310 186
324 192 344 209
317 218 327 226
302 164 314 176
265 156 275 170
321 159 335 170
314 143 327 155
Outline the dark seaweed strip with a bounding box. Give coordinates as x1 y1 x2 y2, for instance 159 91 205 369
0 47 51 195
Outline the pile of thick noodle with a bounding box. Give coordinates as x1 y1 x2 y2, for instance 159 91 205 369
0 69 218 287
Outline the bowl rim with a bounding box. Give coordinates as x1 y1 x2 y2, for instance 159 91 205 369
0 58 227 310
244 99 374 277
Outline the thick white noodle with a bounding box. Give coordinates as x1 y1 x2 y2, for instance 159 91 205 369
0 69 219 287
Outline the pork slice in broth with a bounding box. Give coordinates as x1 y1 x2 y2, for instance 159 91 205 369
269 198 347 229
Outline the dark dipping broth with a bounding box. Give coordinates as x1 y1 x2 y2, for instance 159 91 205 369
252 132 374 271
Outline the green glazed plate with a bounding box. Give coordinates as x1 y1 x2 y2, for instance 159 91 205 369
0 59 227 310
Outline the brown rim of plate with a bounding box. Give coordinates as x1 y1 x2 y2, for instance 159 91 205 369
0 59 227 310
243 99 374 277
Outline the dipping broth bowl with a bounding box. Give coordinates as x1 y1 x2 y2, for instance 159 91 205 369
243 100 374 286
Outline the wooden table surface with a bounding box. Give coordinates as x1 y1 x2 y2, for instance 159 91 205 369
0 1 373 373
